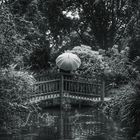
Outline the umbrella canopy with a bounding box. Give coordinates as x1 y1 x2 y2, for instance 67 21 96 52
56 52 81 71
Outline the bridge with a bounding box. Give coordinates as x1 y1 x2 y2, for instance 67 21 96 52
25 72 107 106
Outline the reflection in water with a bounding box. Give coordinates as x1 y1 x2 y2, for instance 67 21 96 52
0 108 129 140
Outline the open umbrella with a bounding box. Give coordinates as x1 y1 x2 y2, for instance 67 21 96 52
56 52 81 71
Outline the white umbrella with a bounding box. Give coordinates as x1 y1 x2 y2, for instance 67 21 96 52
56 52 81 71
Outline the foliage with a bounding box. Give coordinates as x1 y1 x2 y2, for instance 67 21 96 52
0 5 17 67
104 45 138 83
4 0 61 70
4 0 139 71
0 5 39 133
103 84 135 120
0 65 36 132
29 45 51 71
67 45 105 77
0 1 139 137
67 44 137 84
128 19 140 72
103 76 140 137
0 5 33 68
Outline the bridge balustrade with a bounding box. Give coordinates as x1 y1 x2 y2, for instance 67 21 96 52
28 73 105 103
63 78 101 97
34 79 60 94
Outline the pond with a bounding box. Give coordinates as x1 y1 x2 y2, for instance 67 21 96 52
0 107 131 140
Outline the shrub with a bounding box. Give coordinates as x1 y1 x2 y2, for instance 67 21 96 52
103 84 135 120
0 65 36 132
103 75 140 137
67 44 137 83
67 45 106 77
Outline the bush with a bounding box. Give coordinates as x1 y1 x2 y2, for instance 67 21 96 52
0 65 36 132
67 44 137 83
103 76 140 137
103 84 134 120
67 45 106 77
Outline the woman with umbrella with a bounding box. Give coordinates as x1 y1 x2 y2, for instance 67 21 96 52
56 52 81 73
56 52 81 89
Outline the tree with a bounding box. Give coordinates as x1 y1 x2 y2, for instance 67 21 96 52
5 1 134 53
0 4 33 69
6 0 62 70
4 0 140 71
128 19 140 71
0 4 37 132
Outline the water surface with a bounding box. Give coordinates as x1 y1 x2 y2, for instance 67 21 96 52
0 107 130 140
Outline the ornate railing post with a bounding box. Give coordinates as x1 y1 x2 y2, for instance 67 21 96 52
60 73 64 109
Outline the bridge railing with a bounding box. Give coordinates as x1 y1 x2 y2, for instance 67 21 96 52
31 73 104 100
63 79 101 97
33 79 60 94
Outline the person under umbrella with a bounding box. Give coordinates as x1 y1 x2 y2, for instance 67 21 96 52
56 52 81 72
56 52 81 90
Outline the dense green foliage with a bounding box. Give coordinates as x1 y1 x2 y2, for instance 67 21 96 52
67 45 105 76
103 76 140 137
67 44 137 84
0 65 36 132
1 0 139 71
0 5 25 68
0 0 140 137
0 4 36 132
